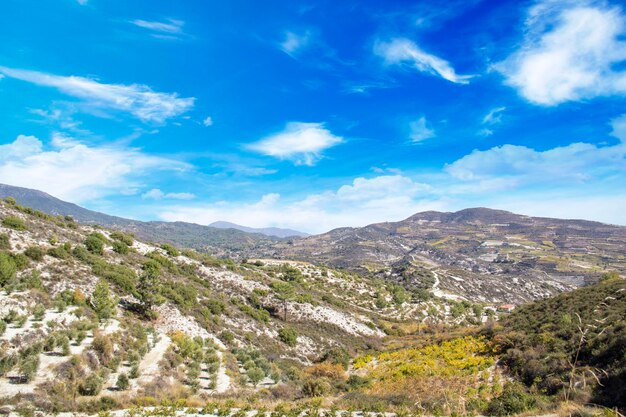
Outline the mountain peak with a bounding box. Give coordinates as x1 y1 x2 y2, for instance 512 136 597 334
209 220 308 238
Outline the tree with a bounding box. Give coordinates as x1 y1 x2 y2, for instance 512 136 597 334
92 279 116 321
247 367 265 387
19 355 39 383
116 372 129 390
270 281 295 321
0 252 17 287
137 260 164 315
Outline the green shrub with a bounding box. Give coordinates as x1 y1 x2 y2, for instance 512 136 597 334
278 327 298 347
2 215 27 231
33 305 46 321
110 231 134 246
48 244 72 260
116 372 129 390
0 252 17 287
0 233 10 250
160 243 180 257
85 234 105 255
247 367 265 387
112 240 129 255
24 246 45 261
11 253 29 270
19 355 39 383
207 299 226 315
301 377 331 397
79 373 104 396
486 382 536 416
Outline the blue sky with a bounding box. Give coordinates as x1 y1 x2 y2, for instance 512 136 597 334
1 0 625 233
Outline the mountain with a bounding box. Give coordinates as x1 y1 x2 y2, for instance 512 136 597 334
261 207 626 303
209 220 308 238
0 196 478 410
2 183 626 304
1 193 625 416
0 183 279 254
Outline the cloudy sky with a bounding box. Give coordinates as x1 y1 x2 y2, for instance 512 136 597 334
1 0 625 233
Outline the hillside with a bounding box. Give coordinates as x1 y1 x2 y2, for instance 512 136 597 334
263 208 626 303
494 275 626 410
0 197 496 414
0 183 278 255
0 197 625 416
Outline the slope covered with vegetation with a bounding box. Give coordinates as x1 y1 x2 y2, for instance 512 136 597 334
494 274 626 409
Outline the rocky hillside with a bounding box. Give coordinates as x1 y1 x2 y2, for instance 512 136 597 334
0 197 494 412
262 208 626 303
0 183 279 255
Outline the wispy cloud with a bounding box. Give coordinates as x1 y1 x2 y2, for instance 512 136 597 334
130 19 185 36
479 106 506 136
279 30 311 56
375 38 473 84
247 122 343 166
0 134 190 203
202 116 214 127
0 66 194 124
409 116 436 142
497 0 626 105
141 188 195 200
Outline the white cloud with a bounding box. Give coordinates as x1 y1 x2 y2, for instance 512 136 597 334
497 0 626 105
445 141 626 184
76 0 88 4
482 107 506 125
409 116 436 142
0 66 194 123
142 188 195 200
159 175 435 233
375 38 473 84
247 122 343 166
202 116 214 127
0 134 190 203
130 19 184 34
610 113 626 142
279 31 311 56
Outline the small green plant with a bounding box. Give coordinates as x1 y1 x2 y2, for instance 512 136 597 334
278 327 298 347
2 215 27 231
116 372 129 390
24 246 46 262
85 234 105 255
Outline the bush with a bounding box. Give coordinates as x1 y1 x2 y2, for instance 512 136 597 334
486 382 536 416
19 355 40 383
160 243 180 257
110 231 134 246
278 327 298 347
79 373 103 396
48 244 72 260
0 233 10 250
85 234 105 255
0 252 17 287
112 241 129 255
116 372 129 390
247 367 265 387
24 246 45 261
2 215 27 231
301 377 331 397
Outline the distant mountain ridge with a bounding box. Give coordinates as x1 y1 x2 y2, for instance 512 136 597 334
0 183 280 254
209 220 308 238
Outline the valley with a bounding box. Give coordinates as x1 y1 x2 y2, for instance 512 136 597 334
0 193 624 416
